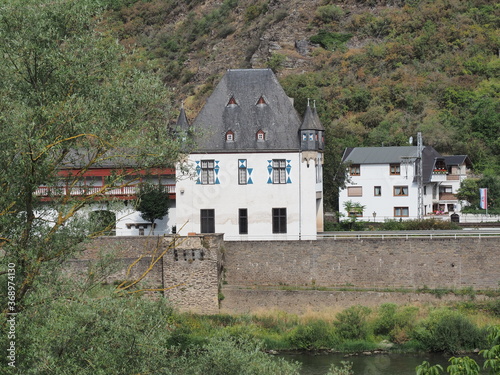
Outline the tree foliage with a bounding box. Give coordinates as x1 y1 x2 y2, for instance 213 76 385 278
0 0 181 311
137 182 170 227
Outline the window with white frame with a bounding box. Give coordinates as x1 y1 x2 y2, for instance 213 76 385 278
201 160 215 185
238 159 247 185
272 159 286 184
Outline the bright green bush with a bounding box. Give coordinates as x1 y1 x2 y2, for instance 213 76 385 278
288 320 337 350
334 305 372 341
310 31 352 51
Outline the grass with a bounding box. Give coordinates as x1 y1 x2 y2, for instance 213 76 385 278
163 301 500 353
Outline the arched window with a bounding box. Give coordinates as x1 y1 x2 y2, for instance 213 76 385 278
256 129 265 141
225 130 234 142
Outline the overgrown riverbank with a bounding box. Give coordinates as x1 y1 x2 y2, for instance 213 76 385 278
3 282 498 374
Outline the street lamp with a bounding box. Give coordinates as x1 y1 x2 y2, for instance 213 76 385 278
372 211 377 222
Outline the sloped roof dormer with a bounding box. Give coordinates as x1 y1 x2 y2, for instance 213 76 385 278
191 69 302 152
227 96 237 106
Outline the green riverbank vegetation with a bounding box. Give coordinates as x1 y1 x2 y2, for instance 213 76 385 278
2 279 499 374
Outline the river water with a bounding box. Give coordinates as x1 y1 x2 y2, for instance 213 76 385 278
280 352 486 375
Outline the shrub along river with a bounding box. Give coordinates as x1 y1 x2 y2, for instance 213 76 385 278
280 352 486 375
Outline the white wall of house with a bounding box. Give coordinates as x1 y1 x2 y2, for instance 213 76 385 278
339 161 469 222
339 162 420 221
114 203 176 236
176 151 320 240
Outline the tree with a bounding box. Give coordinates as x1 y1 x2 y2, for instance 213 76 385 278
456 178 479 208
136 182 170 234
0 0 181 312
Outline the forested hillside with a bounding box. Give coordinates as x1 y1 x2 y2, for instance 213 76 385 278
103 0 499 209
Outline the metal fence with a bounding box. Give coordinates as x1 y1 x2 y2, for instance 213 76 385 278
318 230 500 240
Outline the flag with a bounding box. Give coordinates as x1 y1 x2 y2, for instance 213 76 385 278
479 188 488 209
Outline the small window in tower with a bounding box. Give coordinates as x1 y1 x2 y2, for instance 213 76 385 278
257 96 266 105
225 131 234 142
256 129 265 141
302 133 307 141
227 96 237 106
309 133 314 141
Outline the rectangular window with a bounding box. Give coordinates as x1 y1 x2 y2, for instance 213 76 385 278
238 160 247 185
349 164 360 176
374 186 381 196
390 164 401 175
272 208 287 234
239 208 248 234
272 159 286 184
200 209 215 233
394 186 408 196
201 160 215 185
394 207 409 217
347 186 362 197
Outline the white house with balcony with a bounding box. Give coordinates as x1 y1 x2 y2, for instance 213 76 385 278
339 146 472 222
175 69 324 240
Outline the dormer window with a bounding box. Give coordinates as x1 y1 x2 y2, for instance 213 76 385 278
227 96 237 106
225 131 234 142
256 96 266 105
256 129 265 141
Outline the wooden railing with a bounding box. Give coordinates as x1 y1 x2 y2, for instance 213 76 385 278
35 184 176 197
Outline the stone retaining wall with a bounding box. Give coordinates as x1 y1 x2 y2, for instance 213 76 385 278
223 238 500 290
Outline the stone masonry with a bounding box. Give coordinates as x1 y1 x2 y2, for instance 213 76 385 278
223 238 500 290
73 236 499 314
71 234 224 314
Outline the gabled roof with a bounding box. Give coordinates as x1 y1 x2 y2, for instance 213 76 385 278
190 69 302 152
342 146 423 164
342 146 444 183
443 155 472 167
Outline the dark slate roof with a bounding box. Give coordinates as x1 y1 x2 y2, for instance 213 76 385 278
312 105 325 131
342 146 422 164
443 155 472 167
190 69 302 152
175 107 190 131
300 102 324 131
342 146 443 183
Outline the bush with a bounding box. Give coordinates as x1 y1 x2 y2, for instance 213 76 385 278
310 31 352 51
334 305 372 341
288 320 336 350
412 309 487 353
372 303 419 343
244 2 268 23
315 5 344 23
379 218 460 231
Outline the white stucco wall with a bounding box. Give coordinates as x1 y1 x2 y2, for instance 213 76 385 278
339 163 420 221
114 203 176 236
176 151 320 240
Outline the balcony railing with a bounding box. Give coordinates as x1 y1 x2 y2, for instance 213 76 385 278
35 184 176 197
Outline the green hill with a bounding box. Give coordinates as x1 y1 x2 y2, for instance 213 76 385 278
103 0 499 209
